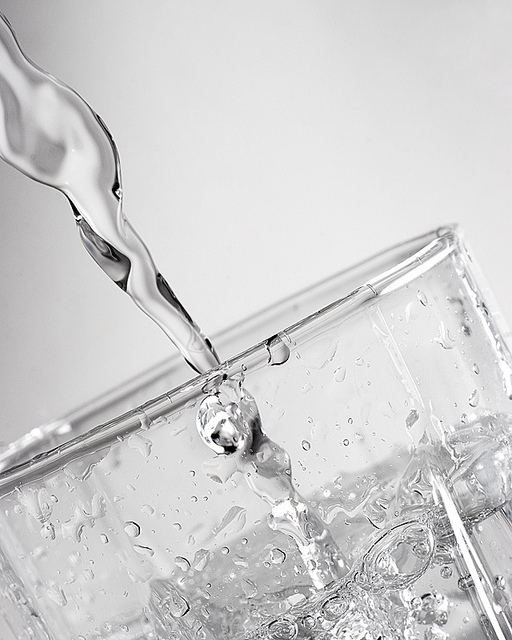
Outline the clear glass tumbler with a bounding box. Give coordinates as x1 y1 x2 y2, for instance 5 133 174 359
1 226 511 640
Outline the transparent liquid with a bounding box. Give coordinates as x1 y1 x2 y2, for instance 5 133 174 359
0 12 217 374
148 413 512 640
0 7 346 613
1 11 512 640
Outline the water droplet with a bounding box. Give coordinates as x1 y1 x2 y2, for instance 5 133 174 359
241 578 258 598
270 548 286 564
141 504 155 516
433 543 453 566
473 363 480 375
172 522 182 531
100 533 109 544
321 594 349 620
458 574 474 591
40 523 55 540
127 433 153 458
406 409 419 428
300 336 338 370
266 334 291 366
334 367 347 383
124 521 141 538
417 290 428 306
333 475 343 489
268 618 298 640
301 440 311 451
495 575 506 590
47 583 67 607
221 546 230 555
151 580 190 618
468 389 480 407
201 457 237 484
424 627 449 640
133 544 154 557
192 548 210 572
435 322 456 350
174 556 191 571
413 592 448 626
196 394 249 455
213 505 247 539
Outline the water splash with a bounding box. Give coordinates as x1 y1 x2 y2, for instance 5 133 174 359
0 13 218 373
197 380 348 589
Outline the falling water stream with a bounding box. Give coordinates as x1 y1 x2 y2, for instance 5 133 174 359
0 12 346 592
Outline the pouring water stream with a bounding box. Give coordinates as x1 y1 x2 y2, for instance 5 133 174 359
0 13 347 590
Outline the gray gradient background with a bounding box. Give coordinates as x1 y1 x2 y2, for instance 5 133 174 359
0 1 511 445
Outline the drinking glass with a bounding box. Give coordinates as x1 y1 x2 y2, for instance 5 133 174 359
1 225 511 640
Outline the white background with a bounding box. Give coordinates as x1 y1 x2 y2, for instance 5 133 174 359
0 1 511 445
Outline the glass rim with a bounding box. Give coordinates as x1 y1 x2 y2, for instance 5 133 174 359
0 224 461 493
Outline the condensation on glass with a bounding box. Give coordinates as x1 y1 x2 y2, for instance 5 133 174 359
0 227 511 640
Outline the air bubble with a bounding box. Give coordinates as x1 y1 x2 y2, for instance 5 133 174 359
301 440 311 451
343 439 350 447
361 521 434 592
321 594 349 620
300 615 316 630
266 334 291 366
440 565 452 579
268 618 298 639
100 533 109 544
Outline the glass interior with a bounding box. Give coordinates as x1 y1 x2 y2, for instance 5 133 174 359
0 225 512 640
0 226 454 475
